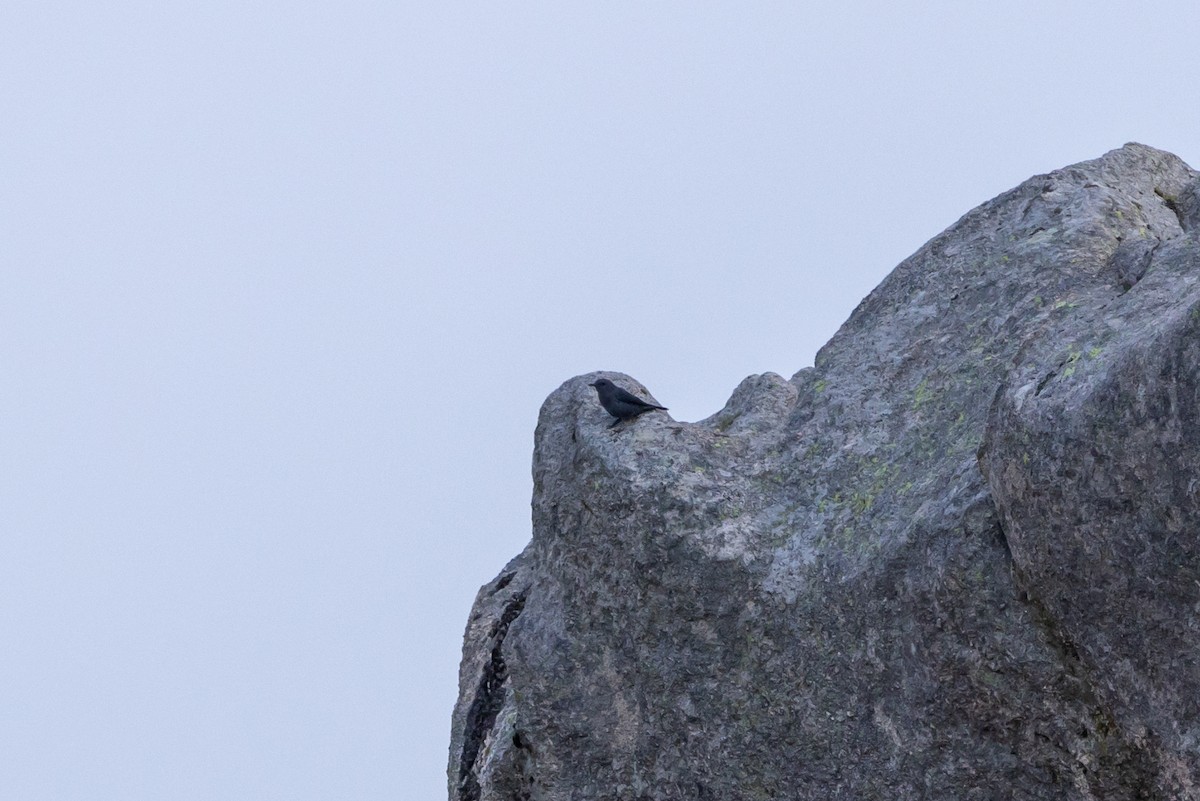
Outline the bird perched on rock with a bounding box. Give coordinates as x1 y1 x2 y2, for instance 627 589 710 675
589 378 668 428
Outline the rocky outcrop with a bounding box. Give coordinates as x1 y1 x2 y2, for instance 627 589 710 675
448 144 1200 800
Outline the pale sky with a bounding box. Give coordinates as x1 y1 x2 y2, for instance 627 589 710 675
2 2 1197 800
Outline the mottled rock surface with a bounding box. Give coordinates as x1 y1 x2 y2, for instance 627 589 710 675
449 144 1200 800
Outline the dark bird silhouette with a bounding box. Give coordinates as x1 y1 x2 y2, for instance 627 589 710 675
590 378 668 428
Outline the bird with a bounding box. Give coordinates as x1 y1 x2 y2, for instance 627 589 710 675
589 378 668 428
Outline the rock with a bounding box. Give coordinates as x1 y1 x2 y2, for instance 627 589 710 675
1165 177 1200 233
449 143 1200 800
1108 238 1157 290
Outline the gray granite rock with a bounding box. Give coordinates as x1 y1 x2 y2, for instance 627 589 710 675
449 144 1200 800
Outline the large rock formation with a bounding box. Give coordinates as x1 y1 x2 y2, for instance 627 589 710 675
449 144 1200 800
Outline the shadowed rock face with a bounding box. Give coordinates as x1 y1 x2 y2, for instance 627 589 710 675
448 144 1200 801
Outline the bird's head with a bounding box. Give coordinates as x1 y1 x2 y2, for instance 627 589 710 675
589 378 612 389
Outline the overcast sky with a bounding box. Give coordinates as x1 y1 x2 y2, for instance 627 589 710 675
2 2 1197 800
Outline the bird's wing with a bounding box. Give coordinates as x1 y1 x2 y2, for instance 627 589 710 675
613 386 656 406
619 388 667 410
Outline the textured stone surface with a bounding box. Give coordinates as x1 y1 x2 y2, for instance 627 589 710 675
449 144 1200 800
